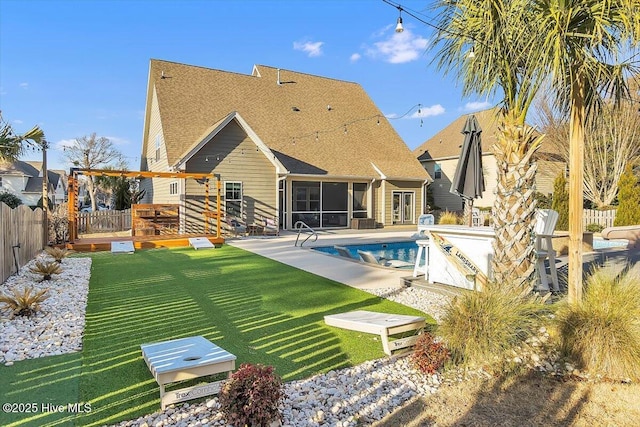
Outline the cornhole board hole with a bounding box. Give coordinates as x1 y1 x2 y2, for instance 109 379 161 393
141 336 236 410
188 237 215 250
324 310 425 355
111 241 135 253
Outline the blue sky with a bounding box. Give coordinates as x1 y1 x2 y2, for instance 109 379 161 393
0 0 493 171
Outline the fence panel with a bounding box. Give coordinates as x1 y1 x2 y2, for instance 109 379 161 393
583 209 616 229
77 209 131 234
1 204 44 285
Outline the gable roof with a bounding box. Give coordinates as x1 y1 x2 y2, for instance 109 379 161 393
142 59 430 180
0 160 41 176
414 108 500 161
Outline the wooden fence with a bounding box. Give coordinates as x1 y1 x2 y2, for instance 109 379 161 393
0 204 44 285
583 209 616 229
77 209 132 234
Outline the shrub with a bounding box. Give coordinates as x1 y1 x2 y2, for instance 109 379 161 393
438 285 549 370
219 363 285 427
0 191 22 208
554 265 640 381
411 332 450 374
0 287 49 316
44 246 73 263
551 173 569 231
585 223 604 233
534 191 552 210
614 163 640 226
438 210 459 225
29 260 62 281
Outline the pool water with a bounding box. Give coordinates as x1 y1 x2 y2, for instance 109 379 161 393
313 241 419 263
592 237 628 250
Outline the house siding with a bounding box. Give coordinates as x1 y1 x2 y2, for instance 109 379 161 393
536 160 565 195
183 120 277 233
379 180 424 225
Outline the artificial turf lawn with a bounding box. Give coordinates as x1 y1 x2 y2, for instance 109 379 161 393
0 245 433 426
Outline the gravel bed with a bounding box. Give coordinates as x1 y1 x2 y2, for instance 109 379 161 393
0 254 91 365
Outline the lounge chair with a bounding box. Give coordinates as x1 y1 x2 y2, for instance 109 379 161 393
357 249 413 268
534 209 560 292
601 225 640 250
334 245 356 259
225 217 247 237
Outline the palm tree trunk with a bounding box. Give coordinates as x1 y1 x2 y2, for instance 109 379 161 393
491 116 543 289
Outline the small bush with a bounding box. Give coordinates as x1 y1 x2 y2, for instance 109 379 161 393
438 285 549 369
614 163 640 226
438 210 459 225
551 173 569 231
411 332 450 374
219 363 285 427
0 191 23 208
0 287 49 316
29 260 62 281
44 246 73 263
554 265 640 381
585 223 604 233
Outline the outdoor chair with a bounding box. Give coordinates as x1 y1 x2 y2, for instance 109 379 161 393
334 245 356 259
225 217 247 237
471 208 483 227
534 209 560 292
413 213 435 238
262 216 279 236
357 250 413 269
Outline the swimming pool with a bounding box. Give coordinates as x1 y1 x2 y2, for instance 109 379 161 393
313 240 419 263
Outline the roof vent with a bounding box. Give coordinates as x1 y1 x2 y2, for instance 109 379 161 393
277 68 281 85
327 105 332 111
292 106 300 112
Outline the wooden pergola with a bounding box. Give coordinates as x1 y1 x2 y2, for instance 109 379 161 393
67 169 221 243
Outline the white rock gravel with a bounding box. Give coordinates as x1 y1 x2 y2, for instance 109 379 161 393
0 254 91 365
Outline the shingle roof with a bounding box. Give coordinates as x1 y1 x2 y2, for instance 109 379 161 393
143 59 429 180
0 160 41 176
414 108 500 161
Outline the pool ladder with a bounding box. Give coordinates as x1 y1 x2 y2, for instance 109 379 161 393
294 221 318 247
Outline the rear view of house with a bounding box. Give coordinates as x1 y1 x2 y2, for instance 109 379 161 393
139 59 431 233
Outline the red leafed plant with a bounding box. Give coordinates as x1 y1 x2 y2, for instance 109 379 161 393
219 363 285 427
411 332 450 374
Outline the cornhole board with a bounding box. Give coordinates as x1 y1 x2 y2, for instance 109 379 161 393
188 237 215 250
324 310 425 355
111 241 135 253
141 336 236 410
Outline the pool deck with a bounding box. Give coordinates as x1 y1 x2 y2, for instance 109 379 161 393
227 229 419 290
227 228 640 292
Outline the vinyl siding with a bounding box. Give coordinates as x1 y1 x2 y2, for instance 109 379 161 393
536 160 566 195
183 120 277 233
380 180 424 225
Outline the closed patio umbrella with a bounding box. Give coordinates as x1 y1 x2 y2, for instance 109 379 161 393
450 114 485 226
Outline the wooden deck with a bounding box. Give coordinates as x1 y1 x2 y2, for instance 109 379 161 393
67 234 224 252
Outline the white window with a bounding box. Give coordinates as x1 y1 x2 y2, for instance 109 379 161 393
169 182 178 195
434 163 442 179
155 134 162 161
225 182 243 218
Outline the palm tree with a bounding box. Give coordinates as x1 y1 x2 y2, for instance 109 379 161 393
431 0 639 299
0 113 45 163
530 0 639 302
431 0 546 289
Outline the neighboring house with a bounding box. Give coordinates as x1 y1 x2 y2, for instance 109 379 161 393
0 160 64 206
413 108 565 212
139 59 431 232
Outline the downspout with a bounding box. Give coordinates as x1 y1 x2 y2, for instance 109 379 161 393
370 178 376 224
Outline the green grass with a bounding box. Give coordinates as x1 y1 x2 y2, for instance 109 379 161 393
0 245 432 426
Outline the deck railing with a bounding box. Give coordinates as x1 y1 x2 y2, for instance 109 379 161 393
77 209 132 234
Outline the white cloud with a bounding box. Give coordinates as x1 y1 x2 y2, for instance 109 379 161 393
293 40 324 57
410 104 446 118
19 82 29 88
464 101 492 111
13 119 23 125
366 29 429 64
350 53 361 62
